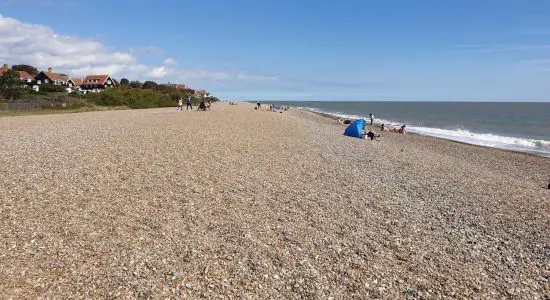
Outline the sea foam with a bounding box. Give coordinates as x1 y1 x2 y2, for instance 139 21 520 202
298 107 550 157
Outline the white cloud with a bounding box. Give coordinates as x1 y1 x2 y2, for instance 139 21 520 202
0 14 278 89
163 57 177 65
148 66 168 78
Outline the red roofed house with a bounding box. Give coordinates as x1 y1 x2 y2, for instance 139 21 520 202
175 84 187 90
34 67 71 86
80 75 116 93
1 64 36 89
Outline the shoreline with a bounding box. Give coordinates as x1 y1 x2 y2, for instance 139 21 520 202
296 107 550 159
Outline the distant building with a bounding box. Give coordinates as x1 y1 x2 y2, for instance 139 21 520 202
80 75 117 93
195 89 209 97
175 84 187 90
34 67 71 86
1 64 36 87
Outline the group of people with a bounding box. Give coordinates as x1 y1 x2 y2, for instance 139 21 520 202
255 102 289 112
338 112 408 141
381 123 407 134
177 96 212 111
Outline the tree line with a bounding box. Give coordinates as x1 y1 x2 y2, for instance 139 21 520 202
1 64 219 108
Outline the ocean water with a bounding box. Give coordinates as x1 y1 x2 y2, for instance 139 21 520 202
268 101 550 157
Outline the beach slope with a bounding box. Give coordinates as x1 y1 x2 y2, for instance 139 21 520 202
1 104 548 298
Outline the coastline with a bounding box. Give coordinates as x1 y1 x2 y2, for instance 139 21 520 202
297 106 550 159
1 103 549 298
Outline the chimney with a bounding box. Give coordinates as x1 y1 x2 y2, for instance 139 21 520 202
48 67 52 73
2 64 8 73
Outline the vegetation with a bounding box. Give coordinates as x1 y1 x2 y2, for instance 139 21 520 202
0 69 21 101
39 83 67 93
142 81 158 90
129 81 142 88
11 64 39 76
1 64 220 112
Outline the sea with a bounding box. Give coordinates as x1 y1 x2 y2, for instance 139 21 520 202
268 101 550 158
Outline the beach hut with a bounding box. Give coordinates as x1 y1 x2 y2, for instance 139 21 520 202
344 119 366 139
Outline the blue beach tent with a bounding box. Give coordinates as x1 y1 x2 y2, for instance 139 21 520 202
344 119 366 139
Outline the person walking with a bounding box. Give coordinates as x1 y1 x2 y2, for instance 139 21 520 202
369 113 374 125
186 96 193 110
177 98 183 111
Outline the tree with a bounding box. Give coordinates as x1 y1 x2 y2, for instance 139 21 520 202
142 81 158 90
157 84 177 93
120 78 130 85
11 64 39 76
129 81 142 88
0 69 22 101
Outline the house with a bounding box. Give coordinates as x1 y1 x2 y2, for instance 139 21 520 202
16 71 35 86
35 67 71 86
195 89 209 98
80 75 117 93
1 64 35 87
175 84 187 90
69 78 84 89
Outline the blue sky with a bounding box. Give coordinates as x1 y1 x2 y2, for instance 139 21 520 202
2 0 550 101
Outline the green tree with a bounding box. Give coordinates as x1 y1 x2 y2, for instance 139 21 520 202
142 81 158 90
157 84 177 93
11 64 39 76
120 78 130 85
129 81 142 88
0 69 22 101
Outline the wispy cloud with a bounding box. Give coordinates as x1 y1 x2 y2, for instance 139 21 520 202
163 57 177 65
453 44 550 53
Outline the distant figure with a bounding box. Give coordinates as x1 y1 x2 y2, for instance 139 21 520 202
337 117 343 124
198 99 207 111
380 124 385 131
366 130 380 140
206 99 212 110
256 101 261 110
186 96 193 110
398 125 407 134
177 98 183 111
369 113 374 125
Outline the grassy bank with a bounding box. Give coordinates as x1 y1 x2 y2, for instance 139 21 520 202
0 104 128 117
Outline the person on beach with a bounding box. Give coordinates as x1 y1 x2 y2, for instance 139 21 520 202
186 96 193 110
337 117 343 124
198 99 207 111
177 98 183 111
366 129 380 140
380 124 385 131
369 113 374 125
256 102 261 110
398 125 407 134
206 99 212 110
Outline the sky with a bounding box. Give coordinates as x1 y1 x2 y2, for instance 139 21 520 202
1 0 550 101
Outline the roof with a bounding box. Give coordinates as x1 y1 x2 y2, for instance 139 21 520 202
17 71 34 81
81 75 110 86
39 71 70 82
0 70 34 80
175 84 187 90
71 78 83 86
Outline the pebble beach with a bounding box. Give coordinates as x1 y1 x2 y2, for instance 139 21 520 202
1 103 549 298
